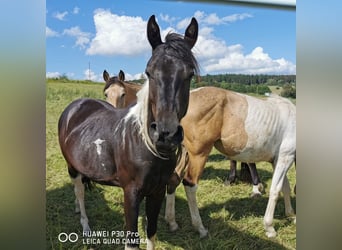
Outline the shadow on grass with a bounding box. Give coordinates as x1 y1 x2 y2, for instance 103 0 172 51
46 182 295 250
46 183 125 250
157 193 296 250
46 179 295 250
205 153 275 184
207 153 227 162
201 164 273 188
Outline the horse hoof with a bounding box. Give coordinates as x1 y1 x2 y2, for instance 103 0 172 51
287 215 296 224
265 229 277 238
250 192 262 198
83 227 91 233
258 183 264 192
199 228 208 238
224 180 234 186
169 222 179 232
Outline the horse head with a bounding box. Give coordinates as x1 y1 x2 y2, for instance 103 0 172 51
103 70 126 108
145 15 199 154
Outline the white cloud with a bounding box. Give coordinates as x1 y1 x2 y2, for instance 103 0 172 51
222 13 253 23
176 17 193 30
46 72 61 78
179 11 253 28
182 12 296 75
86 9 149 56
63 26 91 49
83 69 103 82
200 44 296 74
159 14 177 25
84 10 294 75
46 26 59 37
73 7 80 15
125 72 147 81
53 11 68 21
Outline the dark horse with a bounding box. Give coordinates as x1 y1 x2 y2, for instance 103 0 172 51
58 15 199 250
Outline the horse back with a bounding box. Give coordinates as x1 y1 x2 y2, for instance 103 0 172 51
183 87 249 155
58 98 114 136
58 98 125 185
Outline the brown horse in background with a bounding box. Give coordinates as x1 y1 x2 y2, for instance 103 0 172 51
103 69 142 108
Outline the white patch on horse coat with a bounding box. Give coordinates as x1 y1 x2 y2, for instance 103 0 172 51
146 235 156 250
231 93 296 162
190 87 205 93
93 139 105 155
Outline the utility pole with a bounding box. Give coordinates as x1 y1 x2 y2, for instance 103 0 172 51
88 61 91 81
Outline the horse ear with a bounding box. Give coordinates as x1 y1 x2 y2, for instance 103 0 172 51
103 70 110 82
147 15 163 50
184 17 198 49
118 70 125 81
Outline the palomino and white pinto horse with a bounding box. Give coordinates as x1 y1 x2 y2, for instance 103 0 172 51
103 69 141 108
58 15 199 250
164 87 296 238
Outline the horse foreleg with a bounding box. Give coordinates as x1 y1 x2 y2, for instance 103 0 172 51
71 174 90 232
184 185 208 238
182 150 209 238
123 187 141 250
224 160 237 185
145 189 166 250
164 171 182 231
164 192 179 231
264 155 295 238
248 163 264 197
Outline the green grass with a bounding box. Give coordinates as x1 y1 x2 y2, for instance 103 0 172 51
46 81 296 249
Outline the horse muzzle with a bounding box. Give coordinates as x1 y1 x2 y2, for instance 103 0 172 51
149 122 184 153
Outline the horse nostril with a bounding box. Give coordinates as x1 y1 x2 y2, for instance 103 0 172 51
150 122 157 131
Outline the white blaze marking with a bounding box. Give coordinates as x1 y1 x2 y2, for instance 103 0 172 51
93 139 105 155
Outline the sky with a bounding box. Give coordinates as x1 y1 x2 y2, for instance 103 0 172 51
46 0 296 81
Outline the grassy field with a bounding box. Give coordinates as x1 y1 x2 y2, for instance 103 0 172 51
46 81 296 249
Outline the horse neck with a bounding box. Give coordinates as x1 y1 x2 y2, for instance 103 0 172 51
124 83 140 106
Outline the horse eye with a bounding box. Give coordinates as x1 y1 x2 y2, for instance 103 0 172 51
104 93 108 97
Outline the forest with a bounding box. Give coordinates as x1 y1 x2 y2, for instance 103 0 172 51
188 74 296 98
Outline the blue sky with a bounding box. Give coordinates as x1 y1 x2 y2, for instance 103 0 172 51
46 0 296 81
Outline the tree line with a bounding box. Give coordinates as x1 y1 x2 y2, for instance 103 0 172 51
188 74 296 98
